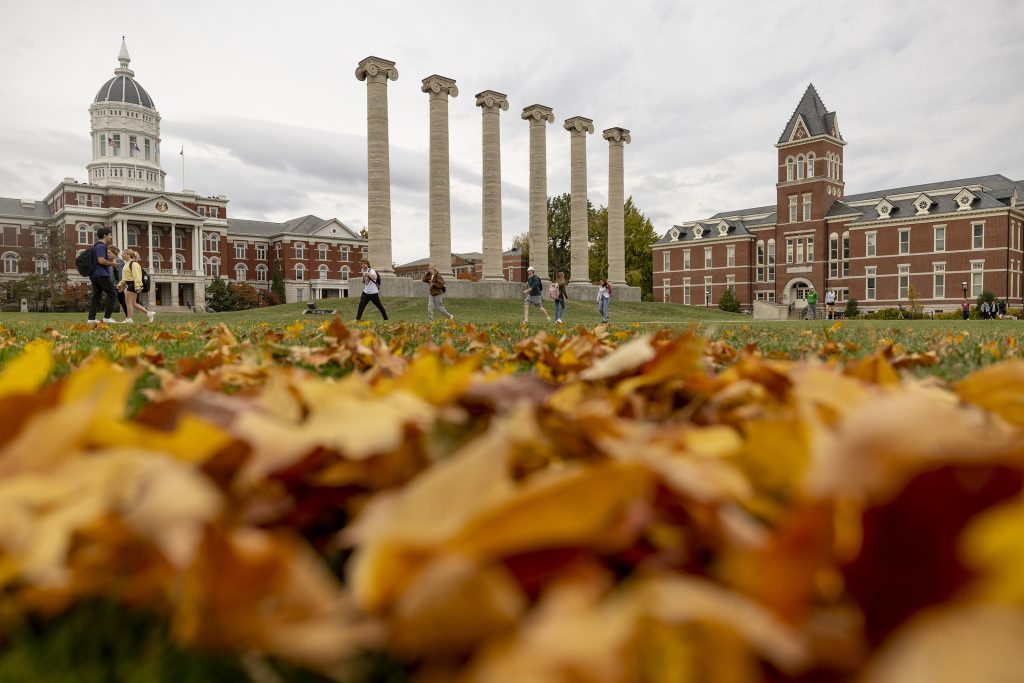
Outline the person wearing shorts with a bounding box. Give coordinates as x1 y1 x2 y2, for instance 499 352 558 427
522 266 550 323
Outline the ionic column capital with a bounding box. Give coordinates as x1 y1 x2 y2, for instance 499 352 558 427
475 90 509 113
522 104 555 124
421 74 458 99
355 56 399 83
564 116 594 136
602 127 631 145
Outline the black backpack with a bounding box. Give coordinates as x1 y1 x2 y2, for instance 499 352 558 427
374 272 382 292
139 264 151 293
75 244 98 277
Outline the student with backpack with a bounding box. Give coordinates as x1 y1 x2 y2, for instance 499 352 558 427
116 249 155 323
422 264 454 322
596 278 612 323
79 227 119 324
522 266 551 323
355 259 388 321
108 245 129 319
550 271 567 324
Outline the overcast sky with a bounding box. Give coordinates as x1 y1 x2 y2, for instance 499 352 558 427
1 0 1022 264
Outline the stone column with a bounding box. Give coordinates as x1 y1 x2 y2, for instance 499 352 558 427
355 56 399 275
421 75 458 276
522 104 554 280
147 220 154 270
603 127 631 288
564 116 594 284
171 224 178 274
193 226 201 275
475 90 509 281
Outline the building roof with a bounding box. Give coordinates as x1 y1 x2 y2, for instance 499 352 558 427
777 84 835 144
0 197 52 219
226 214 364 240
94 40 155 109
659 173 1024 242
655 218 754 245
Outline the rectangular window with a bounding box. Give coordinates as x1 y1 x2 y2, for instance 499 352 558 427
795 239 804 263
802 193 812 221
933 263 945 298
866 232 876 257
90 195 101 207
704 276 712 306
830 236 839 277
129 135 138 158
786 238 794 264
933 225 945 252
972 261 984 296
340 245 350 261
973 223 984 249
788 195 797 223
662 251 670 271
199 206 207 217
256 244 267 260
767 240 776 282
726 274 735 290
2 225 17 246
806 236 814 262
726 244 735 267
898 264 910 299
704 247 712 269
683 278 691 305
319 244 328 261
235 242 246 259
866 266 877 301
756 243 764 283
145 138 151 161
662 278 671 303
99 133 106 157
112 134 121 155
209 207 218 218
33 231 45 248
842 235 850 277
683 250 691 270
123 195 134 205
899 229 910 255
76 193 87 206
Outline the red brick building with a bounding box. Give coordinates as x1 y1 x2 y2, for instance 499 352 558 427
653 85 1024 313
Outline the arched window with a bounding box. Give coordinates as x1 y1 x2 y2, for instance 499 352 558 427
174 229 184 250
3 252 19 274
235 263 247 281
766 239 776 282
127 226 139 247
152 253 163 270
318 244 328 260
829 232 839 278
755 240 765 283
209 257 221 278
76 223 91 245
785 156 795 182
294 242 306 260
204 232 220 253
841 231 850 277
295 263 306 281
318 264 329 280
256 264 268 282
202 256 209 275
341 266 350 281
796 154 805 180
35 256 48 274
174 254 185 271
806 153 815 178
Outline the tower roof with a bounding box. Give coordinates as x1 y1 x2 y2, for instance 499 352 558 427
94 38 155 109
777 84 835 144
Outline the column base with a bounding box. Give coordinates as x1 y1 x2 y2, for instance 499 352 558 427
481 276 505 282
568 278 590 285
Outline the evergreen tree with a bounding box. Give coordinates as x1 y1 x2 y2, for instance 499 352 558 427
270 261 286 304
718 287 742 313
205 277 235 312
844 297 859 318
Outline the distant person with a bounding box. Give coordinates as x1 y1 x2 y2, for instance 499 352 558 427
998 299 1008 319
86 227 119 324
806 287 818 319
824 288 837 320
355 259 388 321
961 298 971 320
116 249 155 323
422 264 454 322
551 271 568 324
522 266 550 323
597 278 612 323
108 245 129 319
981 300 991 320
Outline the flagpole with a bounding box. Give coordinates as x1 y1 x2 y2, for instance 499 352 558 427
180 146 185 192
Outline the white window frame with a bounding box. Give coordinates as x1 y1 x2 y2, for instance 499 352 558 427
842 232 850 277
235 263 247 281
703 276 712 306
786 238 794 264
933 262 945 298
704 247 712 269
77 223 91 245
788 195 798 223
795 239 804 264
662 250 670 271
256 264 268 282
683 249 691 270
898 264 910 299
235 242 246 259
802 193 812 221
972 222 984 250
756 240 765 283
971 260 984 297
2 252 18 274
786 156 794 182
865 266 877 301
294 242 306 260
318 264 329 280
318 244 329 261
767 239 776 282
829 232 839 278
662 278 671 302
683 277 691 305
256 243 267 260
933 225 945 252
295 263 306 281
340 245 350 261
726 244 735 267
898 228 910 255
866 231 876 257
806 153 815 178
806 236 814 262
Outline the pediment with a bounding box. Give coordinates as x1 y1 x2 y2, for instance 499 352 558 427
125 195 200 219
913 193 934 215
789 116 809 142
309 218 360 239
716 220 729 236
830 115 842 140
954 188 977 211
692 224 705 239
669 226 681 241
875 198 896 219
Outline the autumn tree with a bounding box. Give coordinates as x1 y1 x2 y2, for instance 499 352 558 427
509 233 530 260
271 261 287 304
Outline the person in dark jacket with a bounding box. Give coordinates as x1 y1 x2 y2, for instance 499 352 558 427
422 264 454 321
553 271 568 324
108 245 129 318
522 266 550 323
86 227 119 324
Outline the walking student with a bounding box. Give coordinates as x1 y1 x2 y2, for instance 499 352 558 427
355 259 389 321
961 298 971 320
108 245 129 318
597 278 612 323
806 287 818 319
824 288 837 320
116 249 155 323
422 264 454 322
86 227 119 324
551 271 568 323
522 266 550 323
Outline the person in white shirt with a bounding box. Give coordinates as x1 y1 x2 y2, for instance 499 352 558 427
355 259 389 321
824 288 837 320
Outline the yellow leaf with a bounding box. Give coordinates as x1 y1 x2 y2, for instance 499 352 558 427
961 501 1024 605
0 340 53 398
956 359 1024 427
285 320 306 338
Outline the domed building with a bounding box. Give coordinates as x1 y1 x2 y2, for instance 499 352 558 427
0 39 366 312
86 38 165 191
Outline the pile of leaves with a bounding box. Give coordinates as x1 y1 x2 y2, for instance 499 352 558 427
2 318 1024 681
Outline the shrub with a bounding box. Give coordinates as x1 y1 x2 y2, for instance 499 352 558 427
843 297 859 318
718 288 741 313
205 277 234 312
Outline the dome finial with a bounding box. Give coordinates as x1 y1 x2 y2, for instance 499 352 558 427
115 37 134 77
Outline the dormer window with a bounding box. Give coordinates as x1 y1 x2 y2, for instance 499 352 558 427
692 225 704 239
954 188 977 211
913 194 934 215
669 227 680 241
717 221 729 237
876 199 895 219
